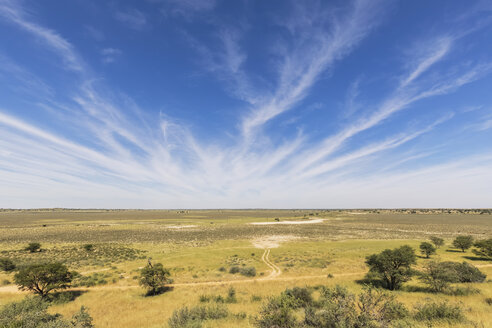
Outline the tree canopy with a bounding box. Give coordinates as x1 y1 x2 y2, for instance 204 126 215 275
365 245 416 290
14 262 72 298
139 261 171 296
452 236 474 252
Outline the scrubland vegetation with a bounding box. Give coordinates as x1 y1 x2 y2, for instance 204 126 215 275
0 209 491 327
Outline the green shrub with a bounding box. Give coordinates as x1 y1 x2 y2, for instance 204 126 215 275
239 266 256 277
199 295 210 303
453 261 486 282
0 258 15 272
226 287 237 303
282 287 313 308
419 261 485 292
251 295 262 302
485 298 492 306
229 266 240 274
82 244 94 252
25 242 41 253
0 297 94 328
413 301 464 322
168 304 228 328
255 294 300 328
71 306 94 328
256 285 409 328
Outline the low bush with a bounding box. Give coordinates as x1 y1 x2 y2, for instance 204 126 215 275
419 261 486 292
239 266 256 277
0 258 15 272
413 301 464 322
251 295 262 302
0 297 94 328
229 266 240 274
25 242 41 253
168 304 228 328
226 287 237 303
72 272 111 287
282 287 313 308
83 244 94 252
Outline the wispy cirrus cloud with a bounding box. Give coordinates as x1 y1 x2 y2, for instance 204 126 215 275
0 0 83 71
114 8 147 30
101 48 122 63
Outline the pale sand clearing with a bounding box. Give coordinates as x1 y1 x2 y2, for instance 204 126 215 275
250 218 325 225
165 225 197 229
252 235 300 249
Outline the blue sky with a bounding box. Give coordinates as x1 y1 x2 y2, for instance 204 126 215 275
0 0 491 208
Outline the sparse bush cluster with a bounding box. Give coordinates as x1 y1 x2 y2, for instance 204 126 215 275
228 265 256 277
199 287 238 304
72 272 112 287
0 297 94 328
255 285 466 328
365 243 487 292
168 304 228 328
0 243 146 269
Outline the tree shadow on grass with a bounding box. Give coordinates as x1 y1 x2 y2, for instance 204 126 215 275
463 255 490 261
445 249 464 253
48 290 87 304
144 286 174 297
402 285 433 293
355 277 385 289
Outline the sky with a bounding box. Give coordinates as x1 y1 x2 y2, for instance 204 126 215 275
0 0 491 209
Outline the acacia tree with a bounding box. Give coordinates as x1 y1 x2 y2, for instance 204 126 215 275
14 263 72 298
473 239 492 259
430 236 444 248
452 236 474 252
365 245 416 290
139 261 171 296
420 242 436 258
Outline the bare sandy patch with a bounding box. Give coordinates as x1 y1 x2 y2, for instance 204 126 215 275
250 218 325 225
165 225 197 229
252 235 300 249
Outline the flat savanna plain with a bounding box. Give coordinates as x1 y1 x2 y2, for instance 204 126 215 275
0 209 491 327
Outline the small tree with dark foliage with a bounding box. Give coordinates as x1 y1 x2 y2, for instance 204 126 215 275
420 242 436 258
473 239 492 259
25 242 41 253
365 245 416 290
139 261 171 296
0 258 15 272
14 262 72 298
452 236 474 252
430 236 444 248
